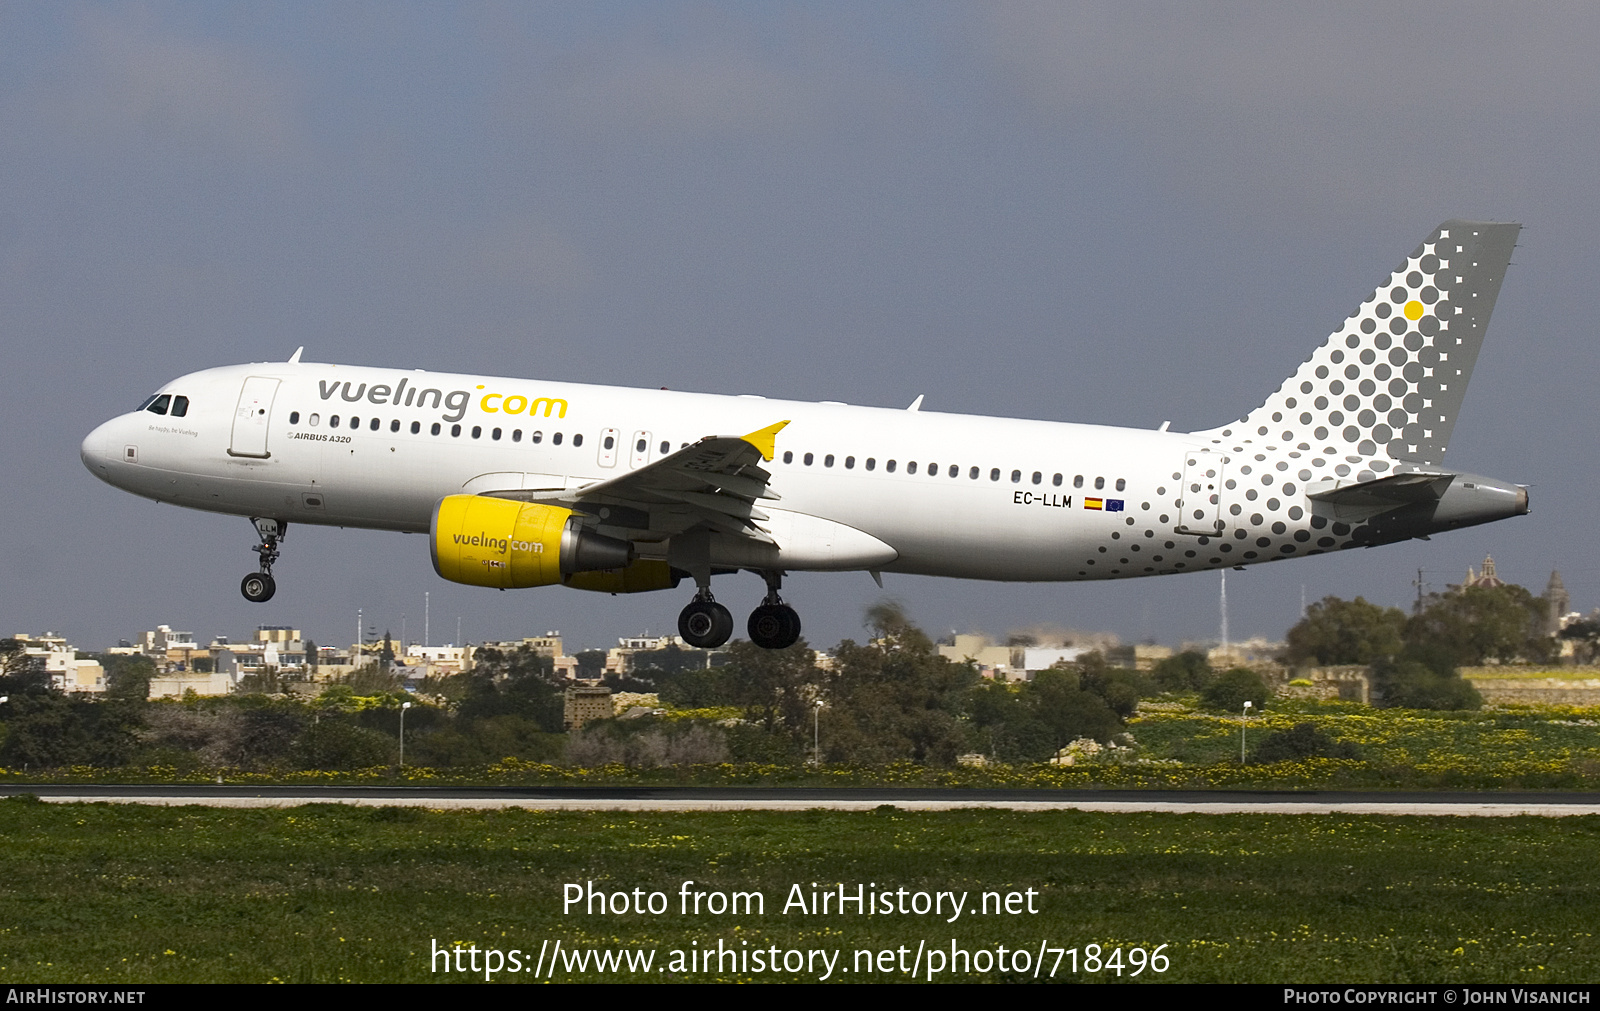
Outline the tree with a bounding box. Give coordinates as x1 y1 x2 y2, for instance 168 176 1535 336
0 639 50 696
1284 596 1407 666
1371 658 1482 710
454 645 565 732
304 638 318 672
1406 584 1555 667
1248 723 1360 763
574 650 608 679
716 639 819 741
1200 668 1269 712
1151 650 1212 692
102 655 156 701
822 605 977 766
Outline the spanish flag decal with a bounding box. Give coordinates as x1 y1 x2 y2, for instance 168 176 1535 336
1084 498 1103 510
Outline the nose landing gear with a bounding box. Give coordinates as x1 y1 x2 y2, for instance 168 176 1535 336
241 517 286 603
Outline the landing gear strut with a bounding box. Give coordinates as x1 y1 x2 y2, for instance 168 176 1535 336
678 588 734 649
747 570 801 650
241 517 285 603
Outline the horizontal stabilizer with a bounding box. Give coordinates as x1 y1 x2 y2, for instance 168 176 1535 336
1308 472 1454 508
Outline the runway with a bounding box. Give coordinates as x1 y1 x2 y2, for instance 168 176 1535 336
5 784 1600 816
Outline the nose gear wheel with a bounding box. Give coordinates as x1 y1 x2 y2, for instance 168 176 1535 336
241 517 286 603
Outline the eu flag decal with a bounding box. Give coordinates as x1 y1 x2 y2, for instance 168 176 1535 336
1106 499 1124 512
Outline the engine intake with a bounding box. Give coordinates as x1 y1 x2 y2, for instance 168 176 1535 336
430 494 633 589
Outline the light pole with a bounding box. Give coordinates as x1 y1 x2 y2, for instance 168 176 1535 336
1240 700 1253 763
813 700 823 766
399 701 412 769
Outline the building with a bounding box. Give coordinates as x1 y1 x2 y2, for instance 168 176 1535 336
1460 554 1506 589
9 633 105 694
936 634 1017 676
564 684 615 730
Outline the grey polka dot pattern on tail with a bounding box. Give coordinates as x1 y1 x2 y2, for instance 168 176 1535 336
1196 221 1520 471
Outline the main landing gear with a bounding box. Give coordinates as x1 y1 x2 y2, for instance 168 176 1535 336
676 570 801 650
241 517 285 603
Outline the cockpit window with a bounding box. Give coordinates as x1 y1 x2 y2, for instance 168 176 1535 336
144 394 171 416
169 396 189 418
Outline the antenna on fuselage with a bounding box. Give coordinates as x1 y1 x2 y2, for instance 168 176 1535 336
287 346 304 364
906 395 924 412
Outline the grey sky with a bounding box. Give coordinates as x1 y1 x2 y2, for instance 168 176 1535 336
3 4 1595 653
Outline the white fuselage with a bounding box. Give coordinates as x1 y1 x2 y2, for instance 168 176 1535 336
81 360 1525 587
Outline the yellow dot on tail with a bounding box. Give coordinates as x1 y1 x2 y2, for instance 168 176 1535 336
1404 300 1425 320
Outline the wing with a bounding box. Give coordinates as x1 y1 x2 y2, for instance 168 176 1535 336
486 421 790 544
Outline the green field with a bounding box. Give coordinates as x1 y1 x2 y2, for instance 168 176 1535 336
1 797 1596 983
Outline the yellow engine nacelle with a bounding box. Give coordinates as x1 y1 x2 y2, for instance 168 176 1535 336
563 559 682 594
430 495 633 589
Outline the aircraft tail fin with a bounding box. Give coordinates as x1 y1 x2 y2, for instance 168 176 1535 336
1196 220 1520 468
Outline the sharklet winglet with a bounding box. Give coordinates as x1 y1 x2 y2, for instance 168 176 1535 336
740 420 790 462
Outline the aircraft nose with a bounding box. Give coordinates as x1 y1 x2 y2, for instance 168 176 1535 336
81 418 117 478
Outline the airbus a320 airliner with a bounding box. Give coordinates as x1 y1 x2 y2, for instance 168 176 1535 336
82 221 1528 650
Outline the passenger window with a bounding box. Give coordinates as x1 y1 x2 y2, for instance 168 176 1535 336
289 412 300 425
784 451 793 464
845 456 855 469
451 424 462 437
471 426 482 439
886 460 897 473
1116 478 1126 491
908 461 918 475
170 396 189 418
635 439 646 453
1095 476 1105 490
492 428 501 441
330 416 340 428
804 453 814 466
990 468 1000 481
532 431 543 444
969 466 979 479
1011 470 1021 483
431 422 441 435
553 433 563 445
350 416 359 428
573 434 583 447
1052 473 1062 486
390 419 400 433
310 414 320 427
660 440 670 454
604 435 615 450
1074 475 1084 488
824 454 834 467
512 430 522 443
1032 472 1042 485
370 418 380 431
948 465 958 478
411 421 421 434
866 458 876 471
146 394 170 415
